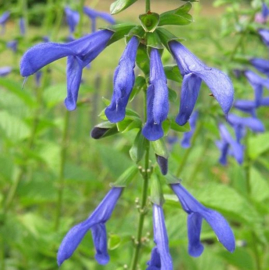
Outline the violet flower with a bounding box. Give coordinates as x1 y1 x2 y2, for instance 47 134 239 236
262 2 269 19
170 183 235 257
105 36 139 122
83 6 115 32
0 11 10 34
169 41 234 125
20 29 113 110
234 100 257 116
7 40 18 53
19 17 26 36
250 58 269 77
64 7 80 36
57 187 123 266
148 204 173 270
0 66 12 77
142 49 169 141
258 28 269 47
181 111 198 148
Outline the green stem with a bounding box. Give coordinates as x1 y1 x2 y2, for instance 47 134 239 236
176 122 203 178
77 0 85 37
146 0 151 12
54 111 70 231
130 141 150 270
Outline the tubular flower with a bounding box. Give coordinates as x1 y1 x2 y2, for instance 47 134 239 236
0 66 12 77
20 29 113 110
258 28 269 47
57 187 123 266
7 40 18 53
105 36 139 122
169 41 234 125
244 70 269 106
170 183 235 257
64 7 80 36
250 58 269 77
83 6 115 32
19 17 26 36
142 49 169 141
148 204 173 270
218 123 244 165
0 11 10 34
181 111 198 148
234 100 257 116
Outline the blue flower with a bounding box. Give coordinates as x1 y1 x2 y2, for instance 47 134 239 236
142 49 169 141
147 204 173 270
181 111 198 148
250 58 269 77
7 40 18 53
64 7 80 36
234 99 257 116
0 66 12 77
57 187 123 266
258 28 269 47
20 29 113 110
83 6 115 32
218 123 244 165
169 41 234 125
244 70 269 106
105 36 139 122
170 183 235 257
0 11 10 34
19 17 26 36
262 2 269 19
227 113 265 133
261 96 269 106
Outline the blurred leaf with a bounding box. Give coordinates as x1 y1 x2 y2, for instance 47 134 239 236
164 65 182 83
108 234 121 250
136 44 150 75
110 0 137 14
43 83 66 108
129 130 147 163
106 23 136 45
248 132 269 160
250 168 269 202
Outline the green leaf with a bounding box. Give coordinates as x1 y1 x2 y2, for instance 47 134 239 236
156 28 185 51
152 138 169 159
136 44 150 75
164 65 182 83
105 23 137 45
129 76 146 101
250 168 269 202
110 0 137 15
91 122 119 139
43 83 66 108
168 87 177 102
170 118 190 132
129 130 148 163
108 234 121 250
139 12 160 32
112 165 138 187
116 118 141 133
248 132 269 160
146 32 164 49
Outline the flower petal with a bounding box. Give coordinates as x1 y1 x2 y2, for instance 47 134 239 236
258 28 269 47
250 58 269 77
147 247 161 270
201 209 235 253
176 73 201 126
181 111 198 148
216 140 229 165
65 56 83 110
91 223 109 265
234 99 257 116
187 213 204 257
261 96 269 106
153 204 173 270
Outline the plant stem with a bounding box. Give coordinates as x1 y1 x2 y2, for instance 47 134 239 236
77 0 85 37
130 141 150 270
54 110 70 231
176 122 203 178
146 0 151 12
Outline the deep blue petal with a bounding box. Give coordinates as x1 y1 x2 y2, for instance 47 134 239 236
0 11 10 25
201 209 235 253
176 74 201 126
250 58 269 77
216 140 229 165
105 36 139 122
65 56 83 111
181 111 198 148
57 187 123 266
65 7 80 34
91 223 109 265
153 204 173 270
234 99 257 116
262 2 269 18
146 247 161 270
258 28 269 47
187 213 204 257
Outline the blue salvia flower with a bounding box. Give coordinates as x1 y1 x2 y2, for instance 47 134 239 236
250 58 269 77
105 36 139 122
234 100 257 116
218 123 244 165
0 11 10 34
142 49 169 141
262 2 269 19
0 66 12 77
258 28 269 47
169 41 234 125
57 187 123 266
260 96 269 106
19 17 26 36
181 111 198 148
227 113 265 133
170 183 235 257
7 40 18 53
20 29 113 110
83 6 115 32
149 204 173 270
64 7 80 36
244 70 269 106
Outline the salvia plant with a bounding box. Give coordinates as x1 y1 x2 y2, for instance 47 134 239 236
1 0 269 269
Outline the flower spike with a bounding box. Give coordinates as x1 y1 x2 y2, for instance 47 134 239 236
57 187 123 266
170 183 235 257
105 36 139 122
142 49 169 141
169 41 234 125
